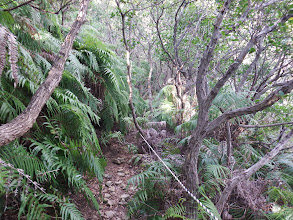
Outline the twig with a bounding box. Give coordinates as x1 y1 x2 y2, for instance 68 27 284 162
4 0 35 11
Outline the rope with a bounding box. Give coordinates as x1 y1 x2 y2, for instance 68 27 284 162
140 134 219 220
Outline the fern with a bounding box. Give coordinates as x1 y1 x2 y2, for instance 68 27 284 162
19 192 85 220
19 192 52 220
127 160 175 217
197 193 222 220
60 202 84 220
0 90 25 123
164 198 186 219
0 144 46 181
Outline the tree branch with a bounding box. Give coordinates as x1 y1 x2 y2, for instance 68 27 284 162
152 7 175 64
205 13 292 110
206 79 293 134
4 0 35 11
239 121 293 128
196 0 232 106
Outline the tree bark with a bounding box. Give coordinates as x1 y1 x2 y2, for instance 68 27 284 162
185 136 201 219
216 128 293 215
226 121 232 168
147 49 154 113
126 50 144 135
0 0 91 147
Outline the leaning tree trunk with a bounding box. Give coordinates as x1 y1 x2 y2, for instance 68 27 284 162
184 126 206 219
0 0 91 147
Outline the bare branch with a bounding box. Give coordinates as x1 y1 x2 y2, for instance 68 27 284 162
207 79 293 134
0 158 46 193
205 14 292 110
4 0 35 11
236 41 264 92
239 121 293 128
152 7 175 64
253 0 285 10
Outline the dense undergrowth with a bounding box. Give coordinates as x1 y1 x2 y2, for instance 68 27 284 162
0 1 293 220
0 1 133 218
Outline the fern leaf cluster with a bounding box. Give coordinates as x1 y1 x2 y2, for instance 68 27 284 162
127 160 175 218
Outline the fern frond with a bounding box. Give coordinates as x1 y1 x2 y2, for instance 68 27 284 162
60 202 84 220
0 90 25 123
36 30 61 53
0 24 19 86
164 198 186 219
19 193 52 220
198 194 222 220
205 164 229 179
0 144 46 180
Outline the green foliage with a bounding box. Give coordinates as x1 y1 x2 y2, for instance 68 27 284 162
267 187 293 206
164 198 186 219
0 2 125 219
153 85 178 128
100 131 124 146
0 153 86 220
127 160 175 218
197 193 222 220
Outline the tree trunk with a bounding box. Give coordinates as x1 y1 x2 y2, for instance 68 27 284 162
126 50 144 135
116 1 145 136
147 52 154 113
0 0 90 147
185 132 203 219
175 69 184 124
226 121 232 168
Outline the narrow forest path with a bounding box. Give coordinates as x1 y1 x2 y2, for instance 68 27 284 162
73 131 142 220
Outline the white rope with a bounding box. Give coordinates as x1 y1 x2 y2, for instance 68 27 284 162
140 134 219 220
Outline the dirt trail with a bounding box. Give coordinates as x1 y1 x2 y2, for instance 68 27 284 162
73 131 141 220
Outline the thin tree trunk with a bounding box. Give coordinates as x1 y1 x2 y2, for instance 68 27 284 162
0 0 90 147
116 1 145 136
126 50 144 135
175 69 184 124
226 121 232 168
185 133 202 219
147 51 154 113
